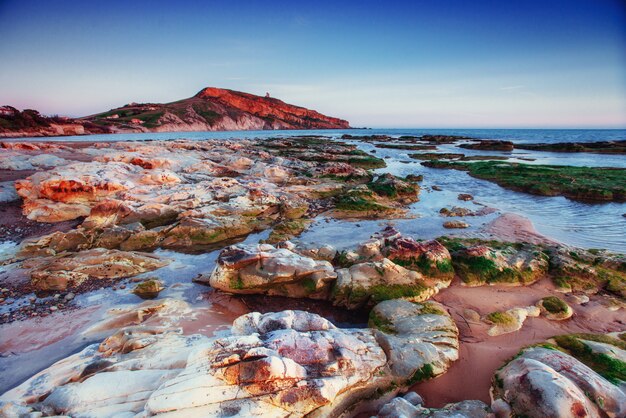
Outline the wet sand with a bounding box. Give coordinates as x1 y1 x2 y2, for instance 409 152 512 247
482 212 557 245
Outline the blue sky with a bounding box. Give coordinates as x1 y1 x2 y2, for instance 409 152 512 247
0 0 625 128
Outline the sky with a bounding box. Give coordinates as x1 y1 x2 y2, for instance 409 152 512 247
0 0 625 128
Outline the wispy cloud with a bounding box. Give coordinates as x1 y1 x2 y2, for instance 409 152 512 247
499 85 525 91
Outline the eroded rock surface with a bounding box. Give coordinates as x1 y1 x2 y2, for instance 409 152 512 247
24 248 169 292
1 306 460 418
376 392 491 418
208 243 337 299
208 229 454 309
443 239 549 286
492 335 626 418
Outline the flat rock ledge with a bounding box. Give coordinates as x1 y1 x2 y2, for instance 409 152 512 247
0 301 459 418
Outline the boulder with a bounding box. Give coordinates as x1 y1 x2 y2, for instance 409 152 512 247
492 335 626 418
483 306 540 336
450 242 548 286
536 296 573 320
547 246 626 298
333 259 443 309
0 327 209 416
376 392 491 418
443 220 469 229
133 279 165 299
208 244 337 299
369 300 459 383
359 227 455 282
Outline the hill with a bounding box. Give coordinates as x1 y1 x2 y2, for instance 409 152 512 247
0 88 350 137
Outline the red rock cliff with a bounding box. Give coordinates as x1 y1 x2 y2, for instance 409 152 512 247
196 87 350 129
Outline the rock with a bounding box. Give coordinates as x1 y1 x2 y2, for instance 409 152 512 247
25 248 169 292
133 279 165 299
443 220 469 229
492 336 626 418
369 299 459 383
144 310 388 417
462 308 481 323
2 305 459 417
458 193 474 201
0 327 209 415
459 140 514 151
536 296 573 320
208 244 337 299
376 393 491 418
439 206 475 217
431 185 443 191
449 240 549 286
546 246 626 298
360 227 455 282
367 173 420 204
483 306 540 336
333 259 443 309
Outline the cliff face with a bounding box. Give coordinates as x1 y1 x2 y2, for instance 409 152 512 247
0 88 350 138
194 87 349 130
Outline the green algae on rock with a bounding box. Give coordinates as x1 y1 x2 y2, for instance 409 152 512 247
440 238 548 286
537 296 573 320
423 160 626 202
546 246 626 298
132 278 165 299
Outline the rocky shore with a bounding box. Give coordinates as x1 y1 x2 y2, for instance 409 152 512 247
0 135 624 417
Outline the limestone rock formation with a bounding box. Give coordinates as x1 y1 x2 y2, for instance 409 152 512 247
208 235 453 309
448 241 548 286
1 305 460 417
24 248 169 291
208 244 337 299
492 335 626 418
376 392 491 418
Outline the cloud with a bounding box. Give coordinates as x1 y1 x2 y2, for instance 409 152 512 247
499 85 525 90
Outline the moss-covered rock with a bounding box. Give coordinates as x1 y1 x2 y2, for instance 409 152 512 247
369 299 459 384
333 259 436 309
547 246 626 298
446 240 548 286
537 296 573 320
423 160 626 202
132 279 164 299
366 173 420 204
483 306 540 336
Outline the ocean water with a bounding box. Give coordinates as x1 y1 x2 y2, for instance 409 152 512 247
22 127 626 145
